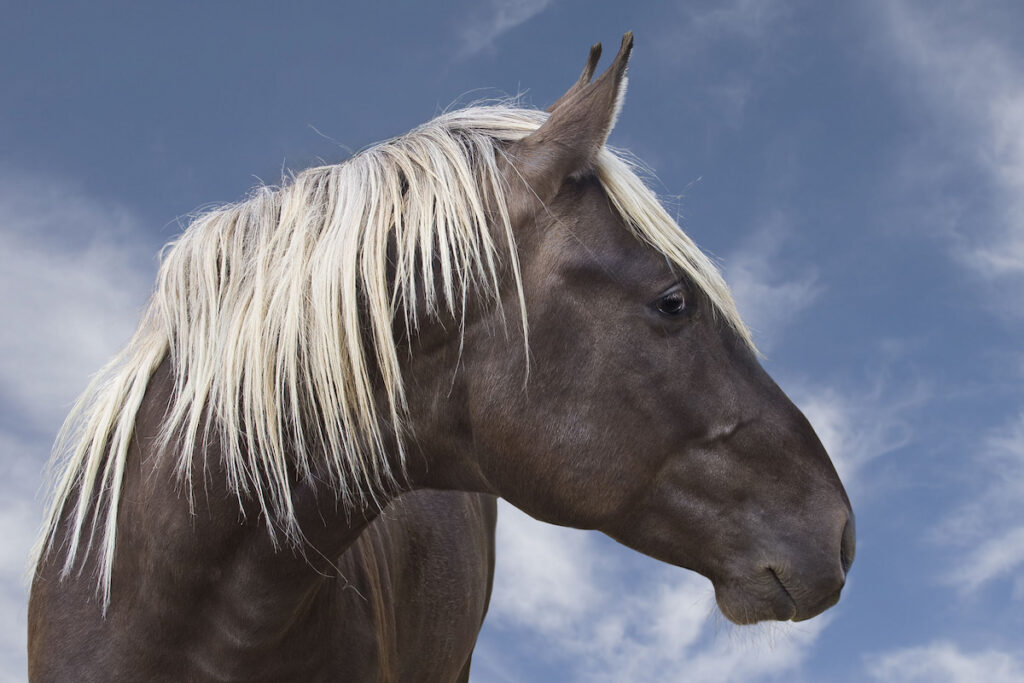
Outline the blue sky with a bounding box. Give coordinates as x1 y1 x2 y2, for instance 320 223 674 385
2 1 1023 681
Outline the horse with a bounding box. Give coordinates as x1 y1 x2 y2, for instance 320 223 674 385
28 33 855 681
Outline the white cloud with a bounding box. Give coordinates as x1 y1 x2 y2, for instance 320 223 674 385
724 215 821 352
487 502 599 634
480 502 831 683
457 0 555 58
866 641 1024 683
0 431 50 682
0 169 154 430
936 412 1024 595
878 1 1024 281
0 168 154 682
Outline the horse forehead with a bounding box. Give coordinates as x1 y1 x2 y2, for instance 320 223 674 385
541 176 671 280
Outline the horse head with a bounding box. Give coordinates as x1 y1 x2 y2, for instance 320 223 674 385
404 34 854 625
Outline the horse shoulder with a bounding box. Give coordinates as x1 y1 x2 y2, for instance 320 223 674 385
326 490 497 682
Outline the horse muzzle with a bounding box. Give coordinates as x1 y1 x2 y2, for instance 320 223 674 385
714 513 855 625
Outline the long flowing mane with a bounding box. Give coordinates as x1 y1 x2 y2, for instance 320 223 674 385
35 104 753 606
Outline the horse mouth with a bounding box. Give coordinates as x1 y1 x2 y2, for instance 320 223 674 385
768 568 798 621
717 567 843 625
714 568 825 625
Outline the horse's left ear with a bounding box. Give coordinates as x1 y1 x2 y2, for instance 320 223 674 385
507 32 633 206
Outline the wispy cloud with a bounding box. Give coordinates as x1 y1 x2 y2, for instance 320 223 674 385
866 640 1024 683
935 411 1024 596
457 0 556 59
878 0 1024 285
655 0 789 60
724 214 821 352
478 502 829 683
677 0 787 44
652 0 792 126
944 527 1024 596
787 378 922 496
0 168 154 680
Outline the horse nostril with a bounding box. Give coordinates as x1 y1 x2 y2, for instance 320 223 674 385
840 515 856 575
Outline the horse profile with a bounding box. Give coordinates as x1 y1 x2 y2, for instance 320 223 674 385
29 34 855 681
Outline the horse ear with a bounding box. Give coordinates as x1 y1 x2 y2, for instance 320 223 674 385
545 42 602 113
507 32 633 205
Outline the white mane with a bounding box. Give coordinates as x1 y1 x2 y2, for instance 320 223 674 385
35 104 753 606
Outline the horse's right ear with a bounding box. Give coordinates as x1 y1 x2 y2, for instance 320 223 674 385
506 32 633 207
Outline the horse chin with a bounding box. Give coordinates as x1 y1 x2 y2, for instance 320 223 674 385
711 572 801 625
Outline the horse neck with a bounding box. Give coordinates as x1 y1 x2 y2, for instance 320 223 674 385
106 324 495 647
108 359 381 659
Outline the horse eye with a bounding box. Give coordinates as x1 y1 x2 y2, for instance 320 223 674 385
656 292 686 317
